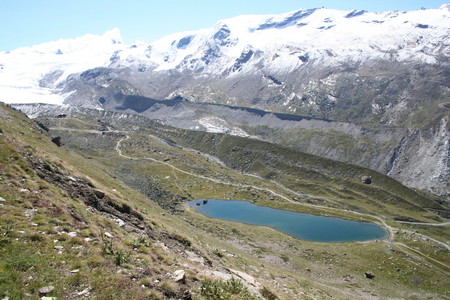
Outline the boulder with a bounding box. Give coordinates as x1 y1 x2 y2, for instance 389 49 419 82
173 269 186 283
104 232 114 238
94 190 105 199
228 269 262 289
200 270 232 281
361 176 372 184
365 271 375 279
77 287 91 297
51 136 62 147
185 250 205 265
38 286 54 295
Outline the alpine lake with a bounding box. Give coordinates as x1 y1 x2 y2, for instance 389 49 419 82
189 199 388 243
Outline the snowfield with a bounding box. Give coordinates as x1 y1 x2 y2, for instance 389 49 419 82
0 5 449 104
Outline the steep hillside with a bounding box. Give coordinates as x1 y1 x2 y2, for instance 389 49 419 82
14 102 450 201
0 104 278 299
12 103 448 221
1 103 450 299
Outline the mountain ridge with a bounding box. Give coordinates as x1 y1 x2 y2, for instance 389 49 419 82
1 5 449 106
2 5 449 199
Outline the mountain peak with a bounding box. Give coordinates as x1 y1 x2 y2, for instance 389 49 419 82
102 28 123 45
0 29 126 104
1 6 449 105
440 3 450 11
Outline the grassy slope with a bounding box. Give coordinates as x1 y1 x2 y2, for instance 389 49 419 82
0 104 280 299
154 125 446 221
1 104 449 299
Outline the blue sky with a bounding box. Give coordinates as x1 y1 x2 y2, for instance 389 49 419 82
1 0 448 51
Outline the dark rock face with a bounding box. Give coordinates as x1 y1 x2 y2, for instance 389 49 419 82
257 9 317 30
144 46 152 58
35 121 49 132
109 50 121 63
213 25 231 44
39 69 64 88
51 136 62 147
80 68 111 81
266 75 282 85
362 176 372 184
345 10 367 18
61 67 141 108
211 24 237 50
298 54 309 62
201 46 221 65
177 36 193 49
232 49 254 71
30 156 145 229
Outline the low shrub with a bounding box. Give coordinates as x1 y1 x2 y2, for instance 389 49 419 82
200 278 258 300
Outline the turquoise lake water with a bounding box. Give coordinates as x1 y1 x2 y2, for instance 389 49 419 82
189 199 388 242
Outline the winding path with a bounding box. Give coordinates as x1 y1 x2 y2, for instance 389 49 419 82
52 127 450 271
114 134 450 269
396 221 450 227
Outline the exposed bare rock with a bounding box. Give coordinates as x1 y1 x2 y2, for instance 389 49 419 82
173 270 186 283
185 250 205 265
51 136 62 147
361 176 372 184
38 286 54 295
228 268 262 289
104 232 114 238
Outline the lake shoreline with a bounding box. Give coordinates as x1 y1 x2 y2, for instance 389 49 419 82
189 199 389 243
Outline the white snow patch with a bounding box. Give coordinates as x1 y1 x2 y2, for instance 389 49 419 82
198 117 249 137
0 29 126 104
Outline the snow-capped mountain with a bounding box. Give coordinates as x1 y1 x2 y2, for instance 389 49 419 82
0 28 124 104
2 5 449 199
142 5 449 72
1 5 449 106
